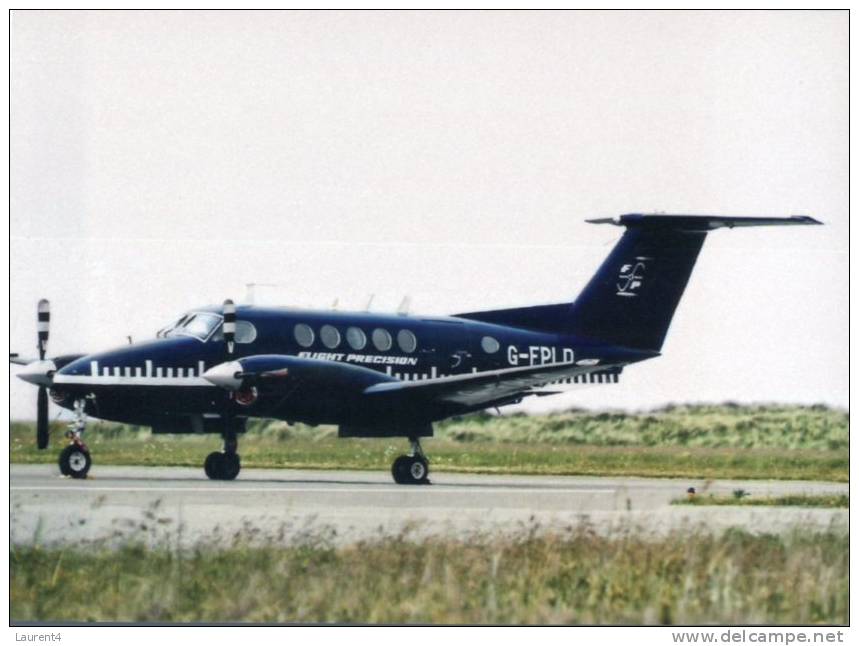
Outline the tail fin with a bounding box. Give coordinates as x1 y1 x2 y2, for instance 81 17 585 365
456 214 821 352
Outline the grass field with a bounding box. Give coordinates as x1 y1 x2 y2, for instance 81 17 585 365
10 405 849 625
673 494 849 508
11 527 848 624
10 404 848 481
10 404 849 481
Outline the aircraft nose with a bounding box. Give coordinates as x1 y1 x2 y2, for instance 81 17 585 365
203 361 243 390
17 359 57 386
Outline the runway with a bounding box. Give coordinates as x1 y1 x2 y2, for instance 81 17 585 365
11 464 847 547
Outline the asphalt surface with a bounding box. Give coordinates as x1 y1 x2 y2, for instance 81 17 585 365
10 464 848 547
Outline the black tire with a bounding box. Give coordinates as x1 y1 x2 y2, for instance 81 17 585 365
59 444 91 479
391 455 410 484
59 449 72 476
204 451 223 480
391 455 429 484
221 453 241 480
204 451 241 480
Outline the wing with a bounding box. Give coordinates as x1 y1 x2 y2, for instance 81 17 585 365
362 360 623 410
10 353 34 365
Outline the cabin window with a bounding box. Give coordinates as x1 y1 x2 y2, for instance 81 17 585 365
481 336 500 353
294 323 315 348
157 314 190 338
346 326 367 350
371 328 392 351
397 329 417 353
320 324 341 349
211 319 256 344
235 321 257 344
170 312 221 341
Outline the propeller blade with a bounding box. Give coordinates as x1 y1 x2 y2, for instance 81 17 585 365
223 299 236 355
220 300 239 437
37 299 50 361
36 386 49 449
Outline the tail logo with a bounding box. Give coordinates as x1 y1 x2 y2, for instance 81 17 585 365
616 257 649 297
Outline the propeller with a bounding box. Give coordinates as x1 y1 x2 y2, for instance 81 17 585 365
36 299 50 450
223 299 236 356
221 299 240 442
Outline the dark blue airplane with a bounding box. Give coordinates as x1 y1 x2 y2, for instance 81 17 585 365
12 214 820 484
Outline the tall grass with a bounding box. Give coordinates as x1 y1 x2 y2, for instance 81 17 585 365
191 403 847 449
9 405 848 481
436 404 848 450
12 404 847 450
10 527 848 624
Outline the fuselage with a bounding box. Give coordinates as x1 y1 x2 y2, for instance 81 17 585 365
16 214 820 483
51 305 634 429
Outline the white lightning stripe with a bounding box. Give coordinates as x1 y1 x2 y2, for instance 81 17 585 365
53 375 212 387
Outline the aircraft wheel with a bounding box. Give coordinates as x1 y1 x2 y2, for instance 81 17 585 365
204 451 241 480
391 455 429 485
407 456 429 484
59 444 91 479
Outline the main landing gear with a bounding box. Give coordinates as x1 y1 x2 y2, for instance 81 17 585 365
59 398 91 479
391 437 430 485
204 429 241 480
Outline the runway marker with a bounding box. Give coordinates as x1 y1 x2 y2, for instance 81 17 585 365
11 485 616 495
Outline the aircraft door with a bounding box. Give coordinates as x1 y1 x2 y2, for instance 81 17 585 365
419 320 474 375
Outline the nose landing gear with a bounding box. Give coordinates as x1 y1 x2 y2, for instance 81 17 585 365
58 398 91 479
391 437 430 485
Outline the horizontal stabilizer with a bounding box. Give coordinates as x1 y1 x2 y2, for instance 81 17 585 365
586 213 822 230
458 212 821 350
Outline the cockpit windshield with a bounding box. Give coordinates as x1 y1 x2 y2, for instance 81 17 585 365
157 312 222 341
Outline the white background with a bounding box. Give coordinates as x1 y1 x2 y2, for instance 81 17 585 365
10 11 848 420
10 11 848 419
3 6 854 642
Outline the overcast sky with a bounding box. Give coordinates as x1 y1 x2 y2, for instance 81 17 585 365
10 10 848 419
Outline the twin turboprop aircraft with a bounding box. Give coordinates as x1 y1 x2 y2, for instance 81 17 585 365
12 214 820 484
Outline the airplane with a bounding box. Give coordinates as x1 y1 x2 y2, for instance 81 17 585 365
11 213 821 484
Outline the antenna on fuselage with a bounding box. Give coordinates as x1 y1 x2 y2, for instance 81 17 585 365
364 294 375 311
330 297 339 311
397 296 411 316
